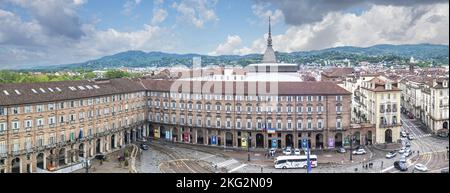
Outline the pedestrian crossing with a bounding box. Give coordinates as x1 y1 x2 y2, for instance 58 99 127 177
215 159 239 168
415 134 432 139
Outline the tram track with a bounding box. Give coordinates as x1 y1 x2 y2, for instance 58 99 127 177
149 142 213 173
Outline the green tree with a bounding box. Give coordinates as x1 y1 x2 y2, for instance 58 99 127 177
105 69 131 79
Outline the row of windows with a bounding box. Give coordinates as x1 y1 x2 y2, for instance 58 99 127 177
0 128 99 154
0 92 145 116
149 92 344 102
0 101 145 116
0 113 145 133
149 102 341 113
149 114 343 130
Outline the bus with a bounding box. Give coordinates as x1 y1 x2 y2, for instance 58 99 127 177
274 155 318 169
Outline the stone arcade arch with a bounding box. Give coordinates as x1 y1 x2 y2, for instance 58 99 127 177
11 157 20 173
225 132 233 147
256 133 264 148
315 133 324 149
285 134 293 148
335 133 343 147
385 129 393 143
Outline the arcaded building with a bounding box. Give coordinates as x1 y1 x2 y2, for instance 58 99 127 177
0 79 148 173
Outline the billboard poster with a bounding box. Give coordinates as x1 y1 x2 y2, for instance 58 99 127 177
271 139 277 148
165 131 171 140
344 138 350 146
267 128 276 134
241 137 247 148
328 138 334 148
154 127 160 139
211 135 217 145
183 132 189 142
301 139 308 149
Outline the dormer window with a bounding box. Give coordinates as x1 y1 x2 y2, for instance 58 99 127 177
385 83 392 90
444 81 448 88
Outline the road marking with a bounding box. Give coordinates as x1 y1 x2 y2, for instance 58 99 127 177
199 155 216 160
381 166 394 173
228 164 248 173
430 167 449 173
216 159 239 168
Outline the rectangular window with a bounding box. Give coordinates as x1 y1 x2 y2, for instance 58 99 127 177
12 107 19 114
0 107 6 116
0 123 6 133
336 119 342 129
36 105 44 112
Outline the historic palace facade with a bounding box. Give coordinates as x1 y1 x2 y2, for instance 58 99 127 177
1 79 148 173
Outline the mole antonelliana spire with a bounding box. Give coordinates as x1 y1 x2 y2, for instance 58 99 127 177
262 16 277 63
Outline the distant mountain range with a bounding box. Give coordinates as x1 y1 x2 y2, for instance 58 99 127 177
30 43 449 71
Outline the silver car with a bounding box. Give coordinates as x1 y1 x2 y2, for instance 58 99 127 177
386 151 397 159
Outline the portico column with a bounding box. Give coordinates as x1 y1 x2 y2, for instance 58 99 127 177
204 129 208 145
194 128 198 144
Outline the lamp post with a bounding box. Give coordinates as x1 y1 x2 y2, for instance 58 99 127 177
247 135 252 162
349 132 355 161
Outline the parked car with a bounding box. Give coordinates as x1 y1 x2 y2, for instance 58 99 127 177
140 144 149 150
95 154 107 161
385 151 397 159
438 132 449 138
405 141 411 147
394 161 408 171
401 131 407 138
352 149 366 155
294 148 301 155
336 147 346 153
407 135 415 140
404 149 412 157
407 112 414 119
414 164 428 172
400 155 406 163
399 147 406 154
283 148 292 155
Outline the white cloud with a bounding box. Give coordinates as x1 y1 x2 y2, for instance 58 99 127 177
225 3 449 54
0 1 178 68
4 0 86 39
151 8 168 25
123 0 142 15
208 35 253 56
73 0 87 5
171 0 218 28
251 3 284 25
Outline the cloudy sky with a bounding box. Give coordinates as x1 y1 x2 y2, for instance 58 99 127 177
0 0 448 69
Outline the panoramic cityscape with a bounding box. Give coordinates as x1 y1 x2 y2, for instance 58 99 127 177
0 0 448 175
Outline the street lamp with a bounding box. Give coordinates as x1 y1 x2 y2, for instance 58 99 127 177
349 134 356 161
247 134 252 162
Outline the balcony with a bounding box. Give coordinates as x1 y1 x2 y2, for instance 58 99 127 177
13 150 21 156
379 123 401 128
